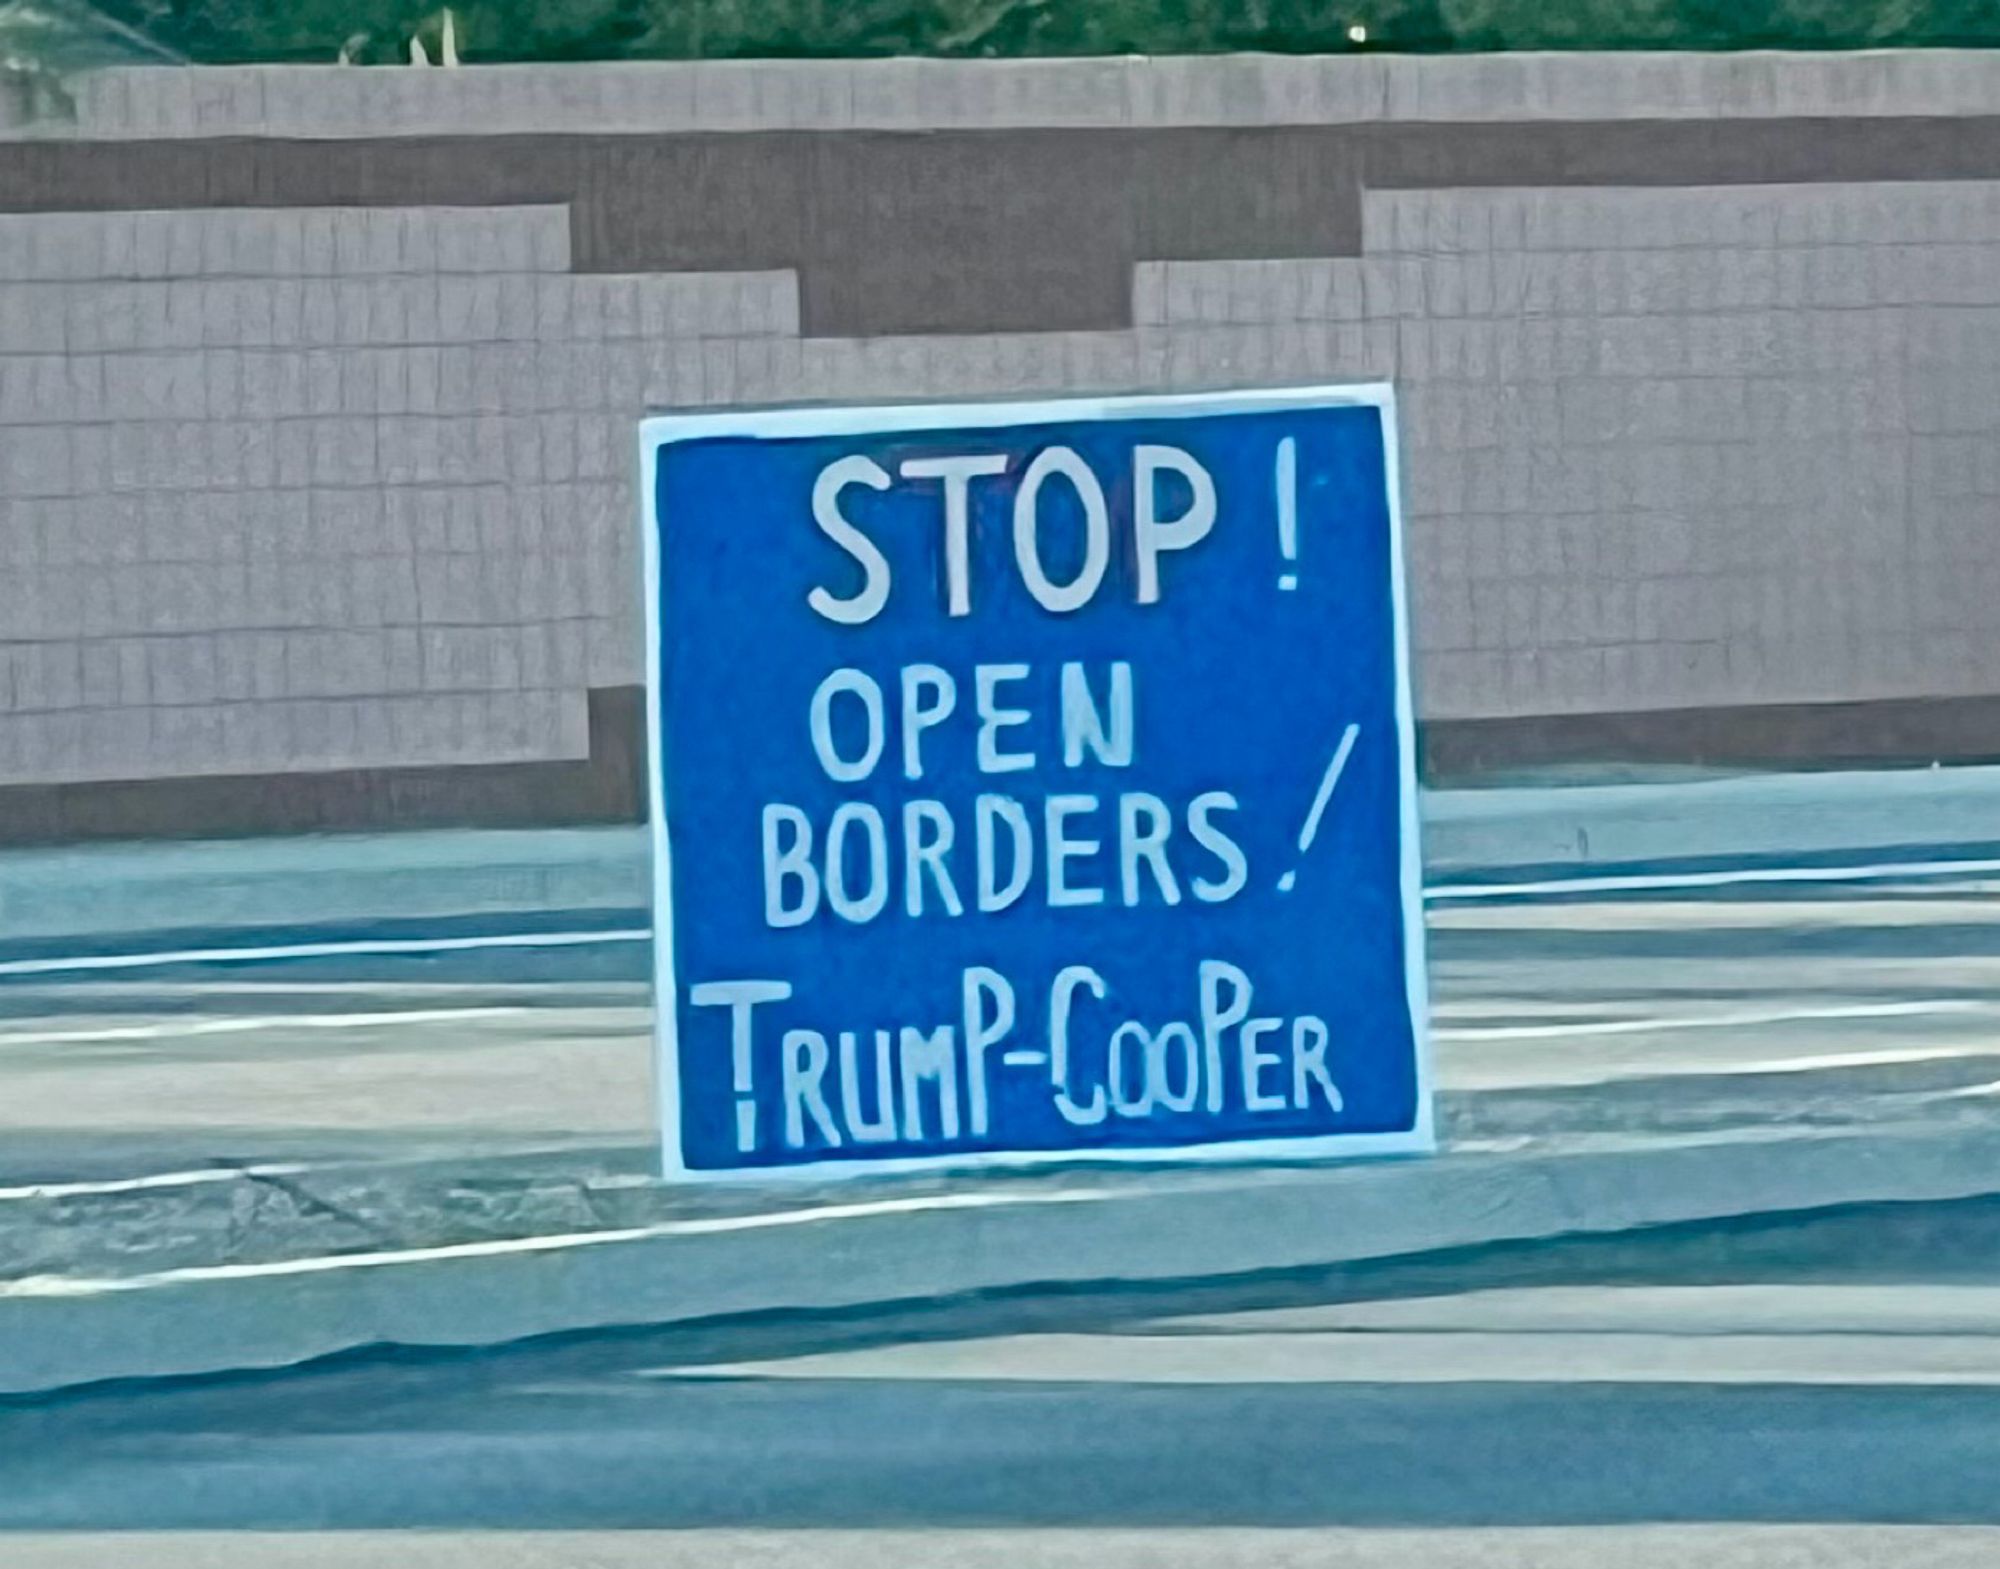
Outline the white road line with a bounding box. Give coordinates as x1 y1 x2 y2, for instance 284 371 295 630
1716 1045 2000 1076
0 1154 652 1207
0 1164 310 1203
646 1329 2000 1387
1434 999 1990 1043
0 928 652 978
2 981 639 996
0 1005 530 1050
1427 855 2000 901
1 1186 1116 1296
1942 1079 2000 1099
1444 1040 2000 1089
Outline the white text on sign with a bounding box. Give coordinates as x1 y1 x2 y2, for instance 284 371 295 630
690 960 1343 1155
762 660 1247 928
808 444 1220 622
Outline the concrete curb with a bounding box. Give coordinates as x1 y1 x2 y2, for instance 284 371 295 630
7 764 2000 948
1428 764 2000 878
0 825 647 947
7 1121 1998 1396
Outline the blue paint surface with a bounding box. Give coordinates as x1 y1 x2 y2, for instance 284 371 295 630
647 391 1427 1173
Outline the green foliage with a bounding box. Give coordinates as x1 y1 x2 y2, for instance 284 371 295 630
65 0 2000 65
1440 0 1963 50
1441 0 1677 49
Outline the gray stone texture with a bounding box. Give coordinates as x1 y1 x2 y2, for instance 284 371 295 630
13 53 2000 140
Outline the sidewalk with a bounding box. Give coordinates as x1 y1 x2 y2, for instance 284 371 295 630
7 1110 2000 1394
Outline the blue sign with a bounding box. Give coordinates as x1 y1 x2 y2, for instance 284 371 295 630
641 386 1431 1178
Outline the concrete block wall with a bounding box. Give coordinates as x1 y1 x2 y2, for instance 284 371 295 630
1368 181 2000 720
0 203 796 787
7 53 2000 832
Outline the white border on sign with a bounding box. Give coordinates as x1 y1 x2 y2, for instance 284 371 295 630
638 383 1433 1182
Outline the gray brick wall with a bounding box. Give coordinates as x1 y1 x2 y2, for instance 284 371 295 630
8 57 2000 795
1362 183 2000 720
0 204 701 783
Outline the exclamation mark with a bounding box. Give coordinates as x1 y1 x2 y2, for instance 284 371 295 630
1276 436 1299 590
1277 723 1361 893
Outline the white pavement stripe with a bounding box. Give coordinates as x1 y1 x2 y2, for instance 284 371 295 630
1429 856 2000 902
1431 897 2000 935
1718 1045 2000 1076
0 1006 531 1050
0 981 646 997
651 1329 2000 1387
0 1164 310 1203
0 928 653 978
0 1187 1115 1296
1434 999 1991 1043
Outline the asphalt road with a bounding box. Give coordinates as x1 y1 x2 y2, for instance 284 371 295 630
5 870 2000 1182
4 1200 1998 1554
